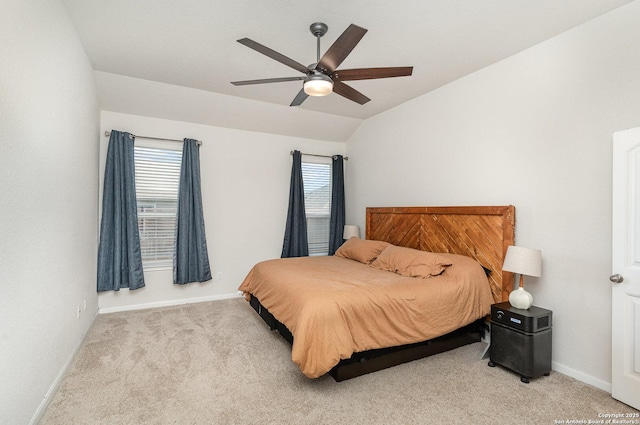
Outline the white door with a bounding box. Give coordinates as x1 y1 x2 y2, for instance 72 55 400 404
612 127 640 410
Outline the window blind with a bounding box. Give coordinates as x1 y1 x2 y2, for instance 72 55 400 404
302 161 332 256
134 146 182 269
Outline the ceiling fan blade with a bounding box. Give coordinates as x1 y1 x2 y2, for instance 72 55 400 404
332 80 370 105
316 24 367 75
231 76 306 86
331 67 413 81
237 38 309 75
290 88 309 106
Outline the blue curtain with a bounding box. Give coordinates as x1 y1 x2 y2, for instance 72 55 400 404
328 155 345 255
281 150 308 258
174 139 212 285
97 130 145 292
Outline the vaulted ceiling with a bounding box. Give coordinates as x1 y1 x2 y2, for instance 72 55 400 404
61 0 632 141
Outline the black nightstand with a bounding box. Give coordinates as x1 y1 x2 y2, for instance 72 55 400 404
488 302 552 383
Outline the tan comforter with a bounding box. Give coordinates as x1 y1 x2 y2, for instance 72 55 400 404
238 253 493 378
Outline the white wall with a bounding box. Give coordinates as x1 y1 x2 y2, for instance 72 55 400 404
345 1 640 390
98 111 346 312
0 1 100 424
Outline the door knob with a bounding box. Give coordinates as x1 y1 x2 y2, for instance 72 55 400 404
610 274 624 283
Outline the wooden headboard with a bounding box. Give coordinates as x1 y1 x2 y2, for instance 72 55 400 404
366 206 515 303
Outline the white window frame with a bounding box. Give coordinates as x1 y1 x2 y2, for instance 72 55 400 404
134 139 183 270
301 157 332 256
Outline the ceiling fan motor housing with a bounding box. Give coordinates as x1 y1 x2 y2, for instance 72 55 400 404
309 22 328 37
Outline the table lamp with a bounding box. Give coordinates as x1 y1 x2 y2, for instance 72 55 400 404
502 245 542 310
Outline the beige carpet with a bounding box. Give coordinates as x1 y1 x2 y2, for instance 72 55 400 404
40 297 637 425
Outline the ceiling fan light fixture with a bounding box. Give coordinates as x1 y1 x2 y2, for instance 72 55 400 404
304 73 333 96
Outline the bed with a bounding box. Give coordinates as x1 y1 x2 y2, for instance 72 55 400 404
239 206 515 381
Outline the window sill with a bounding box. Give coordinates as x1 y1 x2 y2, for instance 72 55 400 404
143 266 172 272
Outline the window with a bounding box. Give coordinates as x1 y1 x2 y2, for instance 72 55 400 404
302 159 332 256
134 145 182 269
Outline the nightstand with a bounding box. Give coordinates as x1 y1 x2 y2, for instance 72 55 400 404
487 302 552 383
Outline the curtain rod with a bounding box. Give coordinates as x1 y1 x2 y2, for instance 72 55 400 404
104 131 202 145
290 151 348 161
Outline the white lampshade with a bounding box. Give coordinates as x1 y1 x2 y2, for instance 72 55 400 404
503 245 542 310
304 74 333 96
502 246 542 277
343 225 361 240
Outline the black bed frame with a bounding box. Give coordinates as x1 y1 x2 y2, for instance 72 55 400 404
249 294 486 382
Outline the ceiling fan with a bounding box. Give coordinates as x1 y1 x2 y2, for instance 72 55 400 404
231 22 413 106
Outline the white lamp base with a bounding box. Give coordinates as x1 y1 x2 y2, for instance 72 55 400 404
509 287 533 310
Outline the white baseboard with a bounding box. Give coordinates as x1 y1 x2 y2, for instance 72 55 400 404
98 292 242 314
29 309 99 425
552 361 612 393
482 325 610 393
